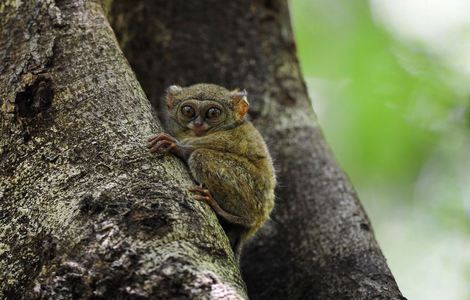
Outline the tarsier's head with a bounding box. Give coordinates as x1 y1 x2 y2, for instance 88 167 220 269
165 83 249 137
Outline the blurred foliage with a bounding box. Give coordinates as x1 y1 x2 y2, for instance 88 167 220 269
291 0 463 184
290 0 469 218
289 1 470 299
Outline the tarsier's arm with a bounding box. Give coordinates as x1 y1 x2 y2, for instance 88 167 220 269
147 133 195 161
147 131 238 160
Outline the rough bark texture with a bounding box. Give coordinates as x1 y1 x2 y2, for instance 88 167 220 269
0 1 246 299
109 0 406 299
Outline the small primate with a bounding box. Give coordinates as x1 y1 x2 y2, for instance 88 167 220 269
147 83 276 259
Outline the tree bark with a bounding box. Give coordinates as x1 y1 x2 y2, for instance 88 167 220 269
109 0 406 299
0 1 245 299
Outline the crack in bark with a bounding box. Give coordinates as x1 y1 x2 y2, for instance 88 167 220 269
15 73 54 118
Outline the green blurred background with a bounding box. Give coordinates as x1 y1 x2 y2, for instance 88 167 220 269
289 0 470 299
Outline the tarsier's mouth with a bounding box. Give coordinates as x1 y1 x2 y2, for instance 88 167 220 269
188 123 209 136
192 127 206 136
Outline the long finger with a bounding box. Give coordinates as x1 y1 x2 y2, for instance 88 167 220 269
188 187 208 194
147 133 167 142
151 140 174 153
149 140 167 153
194 195 210 202
147 140 159 148
147 134 160 142
148 133 176 143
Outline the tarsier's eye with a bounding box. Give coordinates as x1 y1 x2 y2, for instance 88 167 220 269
206 107 222 119
181 105 195 118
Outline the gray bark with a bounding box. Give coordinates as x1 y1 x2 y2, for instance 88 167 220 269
0 1 245 299
109 0 406 299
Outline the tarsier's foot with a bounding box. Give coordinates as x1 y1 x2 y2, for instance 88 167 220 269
188 185 214 204
147 133 177 154
188 186 252 228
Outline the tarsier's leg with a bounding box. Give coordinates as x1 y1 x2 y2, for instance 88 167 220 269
188 186 253 229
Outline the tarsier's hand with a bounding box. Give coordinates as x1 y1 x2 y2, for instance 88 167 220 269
147 133 178 154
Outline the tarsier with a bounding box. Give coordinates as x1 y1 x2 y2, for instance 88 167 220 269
147 83 276 258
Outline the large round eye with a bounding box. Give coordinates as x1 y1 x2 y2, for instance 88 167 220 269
181 105 195 118
206 107 221 119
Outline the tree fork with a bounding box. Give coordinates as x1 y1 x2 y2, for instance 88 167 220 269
109 0 405 299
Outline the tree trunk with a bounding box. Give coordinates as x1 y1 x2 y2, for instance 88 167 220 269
109 0 405 299
0 1 245 299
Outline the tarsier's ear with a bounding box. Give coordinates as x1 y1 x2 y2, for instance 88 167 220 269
230 89 249 119
165 85 183 108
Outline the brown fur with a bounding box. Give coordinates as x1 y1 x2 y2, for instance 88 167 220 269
156 83 276 257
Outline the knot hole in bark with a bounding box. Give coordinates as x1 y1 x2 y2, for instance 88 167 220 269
15 74 54 118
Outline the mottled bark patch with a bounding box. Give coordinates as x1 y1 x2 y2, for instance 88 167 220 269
1 232 57 298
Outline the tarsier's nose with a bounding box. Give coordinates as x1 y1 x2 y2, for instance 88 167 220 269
193 117 204 127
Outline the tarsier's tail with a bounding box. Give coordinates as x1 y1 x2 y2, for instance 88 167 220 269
224 226 244 262
231 236 243 262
